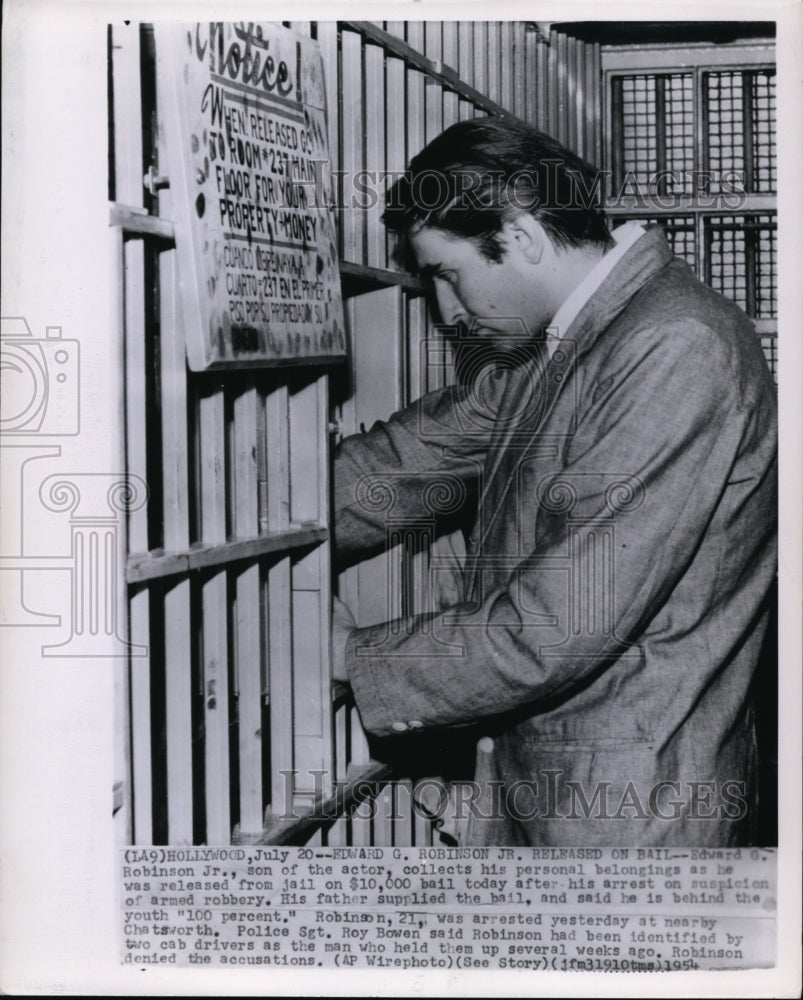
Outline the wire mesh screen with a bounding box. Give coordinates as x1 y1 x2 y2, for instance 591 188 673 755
613 217 697 268
706 69 776 193
705 214 777 319
616 73 694 193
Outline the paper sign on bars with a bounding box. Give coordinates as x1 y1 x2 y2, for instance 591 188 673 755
156 22 346 369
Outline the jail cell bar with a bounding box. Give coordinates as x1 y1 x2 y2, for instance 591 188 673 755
114 21 607 847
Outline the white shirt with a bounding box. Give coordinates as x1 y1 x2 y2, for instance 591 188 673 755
546 221 647 358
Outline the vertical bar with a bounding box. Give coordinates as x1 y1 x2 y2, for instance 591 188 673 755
458 21 473 89
473 21 488 96
745 227 757 318
592 43 603 169
556 31 569 143
425 77 443 144
655 75 667 192
537 32 550 132
373 786 394 846
700 71 711 199
316 22 340 251
566 36 578 152
289 378 332 802
406 20 424 54
583 43 597 165
199 386 230 843
365 42 386 268
742 71 755 192
611 76 624 193
386 53 407 269
340 28 364 263
513 21 526 120
114 21 152 846
265 378 292 816
159 245 193 843
407 293 426 405
325 701 349 845
442 22 459 127
351 797 373 845
413 779 435 845
111 223 132 844
384 21 406 41
523 31 536 128
442 21 458 72
574 38 586 157
407 62 426 163
487 22 501 105
500 21 514 113
393 780 414 845
424 20 442 61
233 386 263 834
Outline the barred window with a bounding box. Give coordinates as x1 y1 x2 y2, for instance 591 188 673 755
606 51 777 381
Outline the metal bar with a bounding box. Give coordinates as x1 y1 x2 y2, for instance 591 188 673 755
114 22 153 846
340 27 364 264
566 35 578 152
458 20 473 88
425 75 443 144
364 42 386 268
499 22 513 113
610 76 624 194
159 242 194 844
233 386 265 834
655 75 667 195
487 21 501 106
512 22 526 120
126 525 328 582
442 21 458 74
384 47 407 271
346 21 517 121
556 31 569 143
110 216 133 845
592 43 603 168
109 203 175 240
238 762 394 845
742 70 755 192
288 378 331 808
473 21 488 97
198 385 231 843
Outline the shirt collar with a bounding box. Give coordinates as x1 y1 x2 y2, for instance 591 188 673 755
546 221 647 357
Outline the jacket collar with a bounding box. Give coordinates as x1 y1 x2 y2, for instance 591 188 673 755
465 225 675 585
560 224 674 361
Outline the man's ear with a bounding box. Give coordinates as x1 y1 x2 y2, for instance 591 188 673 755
504 214 548 266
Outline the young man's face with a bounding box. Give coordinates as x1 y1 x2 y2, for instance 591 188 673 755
408 222 554 348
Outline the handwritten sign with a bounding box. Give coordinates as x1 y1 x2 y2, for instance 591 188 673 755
156 22 346 369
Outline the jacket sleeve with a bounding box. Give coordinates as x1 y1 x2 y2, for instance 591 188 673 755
344 319 777 736
334 374 506 560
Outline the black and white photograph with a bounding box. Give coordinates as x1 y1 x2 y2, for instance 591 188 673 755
1 1 800 995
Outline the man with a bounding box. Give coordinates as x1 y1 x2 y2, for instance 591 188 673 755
331 117 777 846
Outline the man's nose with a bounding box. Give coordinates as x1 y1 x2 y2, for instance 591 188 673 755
433 280 466 326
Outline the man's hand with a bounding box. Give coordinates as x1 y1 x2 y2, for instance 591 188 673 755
331 595 357 683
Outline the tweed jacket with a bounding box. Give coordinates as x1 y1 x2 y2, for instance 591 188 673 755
334 226 777 846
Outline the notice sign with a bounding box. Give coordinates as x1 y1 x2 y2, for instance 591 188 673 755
156 22 346 369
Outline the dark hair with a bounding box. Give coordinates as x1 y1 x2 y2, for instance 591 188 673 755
382 116 612 261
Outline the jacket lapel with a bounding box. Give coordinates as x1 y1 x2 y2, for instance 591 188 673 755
463 226 675 599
